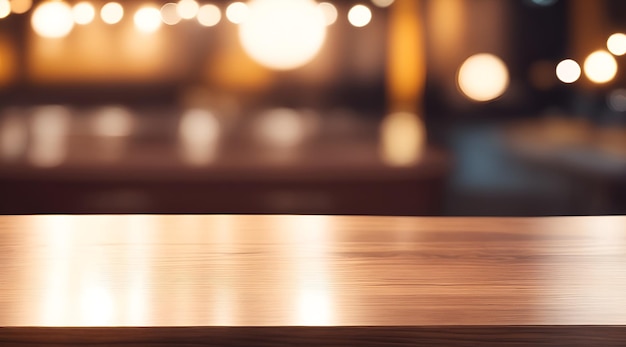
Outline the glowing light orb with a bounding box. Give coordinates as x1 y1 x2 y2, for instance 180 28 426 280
160 3 181 25
347 4 371 27
457 53 509 102
318 2 337 26
583 50 617 84
239 0 326 70
0 0 11 19
556 59 581 84
197 4 221 27
72 2 95 25
226 2 248 24
11 0 31 14
31 1 75 39
101 2 124 25
177 0 199 20
371 0 395 8
134 6 162 33
607 33 626 56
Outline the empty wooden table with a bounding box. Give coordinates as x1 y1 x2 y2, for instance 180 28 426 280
1 215 625 346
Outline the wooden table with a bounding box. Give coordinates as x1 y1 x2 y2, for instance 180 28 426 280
1 215 625 346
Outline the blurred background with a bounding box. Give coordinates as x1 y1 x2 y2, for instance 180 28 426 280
0 0 624 215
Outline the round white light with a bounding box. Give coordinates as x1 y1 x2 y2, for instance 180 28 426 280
239 0 326 70
583 50 617 84
556 59 581 84
177 0 199 20
73 2 95 25
0 0 11 19
197 4 221 27
160 3 181 25
226 2 248 24
347 4 371 27
457 53 509 102
607 33 626 56
101 2 124 25
134 6 162 33
31 1 75 38
371 0 395 8
318 2 337 26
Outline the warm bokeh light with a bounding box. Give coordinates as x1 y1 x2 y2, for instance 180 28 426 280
555 59 581 84
347 4 372 27
197 4 221 27
371 0 395 8
0 115 27 162
239 0 326 70
179 109 221 166
31 1 75 39
91 106 134 137
583 50 617 84
28 106 70 167
318 2 337 26
100 2 123 25
134 6 162 33
254 108 307 148
380 112 425 166
177 0 199 20
160 3 181 25
226 2 248 24
72 2 95 25
608 89 626 112
607 33 626 56
0 0 10 19
457 53 509 102
10 0 31 14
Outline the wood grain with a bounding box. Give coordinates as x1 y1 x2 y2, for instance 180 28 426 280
1 215 625 345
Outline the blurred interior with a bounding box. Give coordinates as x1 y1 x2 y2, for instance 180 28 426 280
0 0 624 215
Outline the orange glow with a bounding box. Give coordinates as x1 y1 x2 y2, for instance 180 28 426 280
387 0 425 113
134 6 162 33
197 4 221 27
226 2 248 24
72 2 96 25
10 0 31 14
177 0 199 20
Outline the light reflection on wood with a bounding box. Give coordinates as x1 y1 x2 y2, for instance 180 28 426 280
1 215 625 327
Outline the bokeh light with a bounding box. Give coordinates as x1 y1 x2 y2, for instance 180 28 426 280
31 1 75 38
100 2 123 25
160 3 181 25
457 53 509 102
607 33 626 56
226 2 248 24
371 0 395 8
91 106 134 137
134 6 162 33
10 0 31 14
607 89 626 112
347 4 371 27
197 4 221 27
255 108 307 148
0 0 10 19
239 0 326 70
28 106 70 168
72 2 95 25
556 59 581 84
318 2 337 26
380 112 425 166
177 0 199 20
583 50 617 84
179 109 221 166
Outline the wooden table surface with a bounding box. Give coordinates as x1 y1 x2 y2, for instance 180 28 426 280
1 215 625 346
